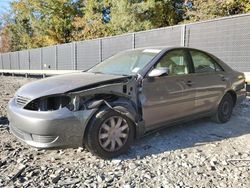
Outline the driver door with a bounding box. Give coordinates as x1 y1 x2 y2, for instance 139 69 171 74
139 49 195 131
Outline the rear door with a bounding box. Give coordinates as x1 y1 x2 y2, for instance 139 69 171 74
140 49 196 131
188 50 227 114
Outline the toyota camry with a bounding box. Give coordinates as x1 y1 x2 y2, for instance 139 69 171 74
7 47 246 158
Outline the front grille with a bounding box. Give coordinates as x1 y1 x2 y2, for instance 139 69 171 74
15 95 31 107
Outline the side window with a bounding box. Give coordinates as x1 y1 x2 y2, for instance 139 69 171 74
156 50 189 76
214 62 223 72
190 50 222 73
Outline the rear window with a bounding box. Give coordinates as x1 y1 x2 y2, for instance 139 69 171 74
190 50 223 73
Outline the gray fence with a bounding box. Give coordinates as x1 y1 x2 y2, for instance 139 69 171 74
1 13 250 72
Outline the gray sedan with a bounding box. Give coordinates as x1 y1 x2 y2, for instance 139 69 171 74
7 47 246 158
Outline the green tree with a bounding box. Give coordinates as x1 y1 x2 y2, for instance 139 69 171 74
182 0 224 23
221 0 250 15
7 0 34 50
107 0 150 34
72 0 108 41
3 0 83 51
72 0 182 38
107 0 183 34
182 0 250 23
1 0 250 52
29 0 83 45
0 26 11 53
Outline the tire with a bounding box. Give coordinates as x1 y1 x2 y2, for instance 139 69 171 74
212 93 234 123
84 107 135 159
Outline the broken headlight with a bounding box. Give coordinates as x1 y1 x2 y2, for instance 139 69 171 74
24 95 71 111
66 96 84 111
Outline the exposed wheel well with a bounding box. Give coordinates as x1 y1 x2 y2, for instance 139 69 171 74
83 98 138 144
226 90 237 107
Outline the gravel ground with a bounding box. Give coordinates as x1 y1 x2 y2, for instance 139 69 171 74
0 75 250 188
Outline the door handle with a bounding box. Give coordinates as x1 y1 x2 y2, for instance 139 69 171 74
221 77 226 81
219 74 226 81
186 80 193 86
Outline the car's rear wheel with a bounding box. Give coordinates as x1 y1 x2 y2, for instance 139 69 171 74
84 108 134 159
212 93 234 123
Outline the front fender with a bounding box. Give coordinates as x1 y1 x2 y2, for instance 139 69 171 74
87 98 139 122
85 98 145 138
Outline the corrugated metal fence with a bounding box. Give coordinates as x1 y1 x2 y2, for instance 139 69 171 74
1 13 250 72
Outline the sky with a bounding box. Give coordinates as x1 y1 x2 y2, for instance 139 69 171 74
0 0 12 17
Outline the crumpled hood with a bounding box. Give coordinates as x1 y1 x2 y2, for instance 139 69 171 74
16 72 127 99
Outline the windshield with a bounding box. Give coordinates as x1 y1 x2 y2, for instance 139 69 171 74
88 49 161 76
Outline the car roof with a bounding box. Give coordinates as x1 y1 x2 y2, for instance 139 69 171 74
127 46 205 52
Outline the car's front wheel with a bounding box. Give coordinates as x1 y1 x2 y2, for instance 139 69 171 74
84 108 135 158
212 93 234 123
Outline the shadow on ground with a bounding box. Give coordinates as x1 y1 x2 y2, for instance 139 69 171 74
0 116 9 125
122 98 250 159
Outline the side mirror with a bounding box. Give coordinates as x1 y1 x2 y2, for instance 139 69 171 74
148 67 169 77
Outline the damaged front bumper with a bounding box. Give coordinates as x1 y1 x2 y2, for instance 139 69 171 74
7 98 97 148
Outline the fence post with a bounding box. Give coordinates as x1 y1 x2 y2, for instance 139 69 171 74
99 39 102 62
40 48 42 70
181 24 186 47
0 54 3 70
72 42 77 70
55 45 58 70
9 53 11 70
17 51 20 70
186 27 190 47
132 33 135 49
8 53 11 70
28 50 30 70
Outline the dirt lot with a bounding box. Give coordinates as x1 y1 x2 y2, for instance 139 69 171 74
0 75 250 188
